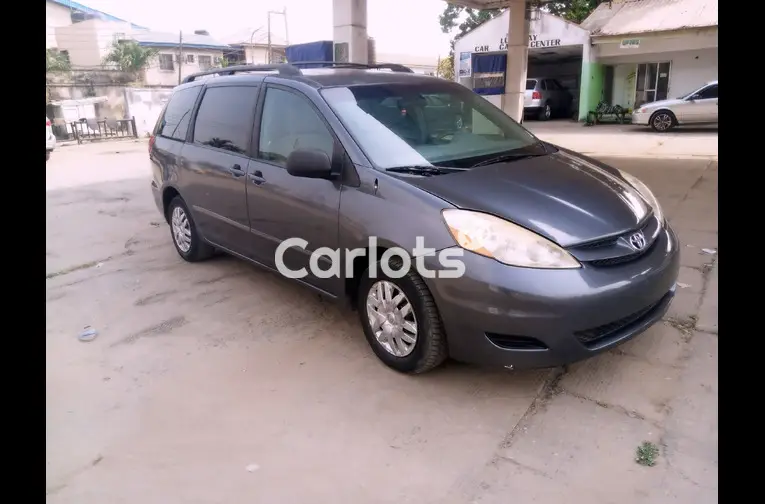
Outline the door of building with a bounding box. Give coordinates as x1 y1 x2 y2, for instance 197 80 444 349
634 62 671 107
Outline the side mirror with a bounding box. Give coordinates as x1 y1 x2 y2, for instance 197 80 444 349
687 94 698 101
285 149 333 179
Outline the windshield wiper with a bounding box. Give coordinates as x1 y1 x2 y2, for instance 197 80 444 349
385 165 464 176
470 142 549 168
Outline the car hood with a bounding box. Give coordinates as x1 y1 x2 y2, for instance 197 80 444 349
405 150 651 247
639 98 685 110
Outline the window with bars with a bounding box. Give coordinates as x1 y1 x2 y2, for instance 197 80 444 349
199 55 212 70
159 54 174 71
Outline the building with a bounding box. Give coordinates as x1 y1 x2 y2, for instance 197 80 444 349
580 0 718 112
46 0 146 49
452 9 590 113
452 0 717 121
221 28 288 65
131 30 231 87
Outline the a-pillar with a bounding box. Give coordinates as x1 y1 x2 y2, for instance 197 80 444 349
502 0 530 122
333 0 368 64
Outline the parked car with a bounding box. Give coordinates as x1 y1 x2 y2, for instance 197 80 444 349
46 116 56 161
149 63 679 375
524 78 573 121
632 80 718 132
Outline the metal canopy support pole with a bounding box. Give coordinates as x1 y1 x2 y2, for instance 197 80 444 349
502 0 530 122
333 0 368 64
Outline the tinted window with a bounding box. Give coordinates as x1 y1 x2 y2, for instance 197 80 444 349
526 79 537 90
193 86 258 154
156 86 201 141
539 80 547 91
258 88 334 166
697 84 718 99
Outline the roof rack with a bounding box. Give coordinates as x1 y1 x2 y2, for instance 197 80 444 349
181 64 302 83
290 61 414 73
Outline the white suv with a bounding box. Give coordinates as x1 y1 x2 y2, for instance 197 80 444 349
46 116 56 161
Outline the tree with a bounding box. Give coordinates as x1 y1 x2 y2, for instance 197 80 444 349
103 40 158 73
46 49 71 73
544 0 603 24
437 56 454 80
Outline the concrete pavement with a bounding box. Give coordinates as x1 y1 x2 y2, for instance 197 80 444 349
46 141 717 503
526 121 718 160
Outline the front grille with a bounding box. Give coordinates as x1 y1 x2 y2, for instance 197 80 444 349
587 238 657 267
573 292 671 346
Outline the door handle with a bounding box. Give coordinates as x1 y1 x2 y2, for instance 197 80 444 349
249 170 266 185
230 164 245 177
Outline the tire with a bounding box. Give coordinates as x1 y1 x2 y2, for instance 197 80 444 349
650 110 676 132
167 196 215 262
46 151 51 162
538 103 551 121
357 257 448 374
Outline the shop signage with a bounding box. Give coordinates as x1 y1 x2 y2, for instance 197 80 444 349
620 38 641 49
474 34 562 53
458 52 471 77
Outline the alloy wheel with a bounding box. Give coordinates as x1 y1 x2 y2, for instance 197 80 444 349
171 206 192 253
653 113 672 131
365 280 418 357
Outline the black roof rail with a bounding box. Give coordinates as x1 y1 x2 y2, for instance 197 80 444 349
289 61 415 73
181 63 302 83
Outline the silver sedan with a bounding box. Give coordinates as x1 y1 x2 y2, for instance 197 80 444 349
632 80 718 132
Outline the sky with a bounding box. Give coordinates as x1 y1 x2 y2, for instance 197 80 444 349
81 0 456 58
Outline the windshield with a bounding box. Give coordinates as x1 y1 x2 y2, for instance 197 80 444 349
320 81 543 170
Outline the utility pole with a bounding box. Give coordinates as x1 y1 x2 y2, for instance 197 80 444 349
267 14 271 64
178 31 183 85
266 9 288 64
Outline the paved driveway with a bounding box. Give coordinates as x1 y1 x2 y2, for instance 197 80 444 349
46 141 717 504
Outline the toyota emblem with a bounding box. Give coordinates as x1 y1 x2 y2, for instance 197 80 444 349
629 232 646 250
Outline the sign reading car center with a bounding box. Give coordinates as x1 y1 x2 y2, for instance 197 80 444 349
474 34 567 53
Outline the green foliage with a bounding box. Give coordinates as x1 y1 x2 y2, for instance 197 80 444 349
635 442 660 467
437 55 454 80
46 49 71 73
103 40 158 73
216 56 231 68
544 0 602 24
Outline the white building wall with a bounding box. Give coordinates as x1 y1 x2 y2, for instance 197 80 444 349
46 1 74 49
56 19 132 67
143 49 225 87
595 29 717 110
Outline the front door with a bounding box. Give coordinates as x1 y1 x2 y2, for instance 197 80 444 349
182 84 261 251
245 85 344 296
688 83 718 123
634 62 671 107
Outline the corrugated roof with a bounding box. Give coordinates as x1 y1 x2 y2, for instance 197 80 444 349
580 0 718 37
132 31 230 51
48 0 148 30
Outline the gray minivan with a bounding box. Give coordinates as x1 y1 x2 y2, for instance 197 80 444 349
150 63 679 375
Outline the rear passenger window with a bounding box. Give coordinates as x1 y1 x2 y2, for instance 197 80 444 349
258 88 334 166
539 80 547 91
156 86 201 141
193 86 258 154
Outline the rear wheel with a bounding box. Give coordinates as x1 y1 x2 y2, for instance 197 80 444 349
538 103 551 121
357 258 448 374
650 110 676 132
167 196 214 262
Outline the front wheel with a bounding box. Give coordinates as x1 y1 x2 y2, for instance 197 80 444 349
650 111 675 132
357 259 448 374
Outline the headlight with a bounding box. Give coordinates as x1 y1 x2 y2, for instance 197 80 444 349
442 209 581 269
619 171 664 224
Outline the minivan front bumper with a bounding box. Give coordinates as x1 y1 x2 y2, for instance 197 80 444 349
422 224 680 370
